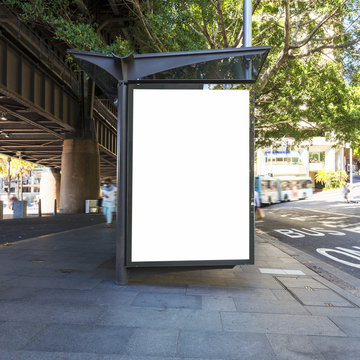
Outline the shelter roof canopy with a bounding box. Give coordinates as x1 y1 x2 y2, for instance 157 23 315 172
68 46 270 98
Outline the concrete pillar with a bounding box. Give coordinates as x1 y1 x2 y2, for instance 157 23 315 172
60 138 100 213
300 149 309 176
335 148 344 171
40 168 61 213
256 149 264 175
325 148 336 172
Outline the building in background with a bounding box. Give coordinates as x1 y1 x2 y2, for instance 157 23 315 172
256 137 346 187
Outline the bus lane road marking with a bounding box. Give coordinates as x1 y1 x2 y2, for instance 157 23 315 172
273 227 346 238
316 246 360 269
292 207 360 219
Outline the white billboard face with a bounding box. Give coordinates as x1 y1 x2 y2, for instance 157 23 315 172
130 88 250 264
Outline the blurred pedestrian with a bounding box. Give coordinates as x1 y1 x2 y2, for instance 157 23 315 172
255 190 264 219
101 178 117 227
9 195 18 210
344 183 350 203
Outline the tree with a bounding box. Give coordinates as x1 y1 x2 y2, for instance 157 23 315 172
315 169 348 189
4 0 360 147
0 155 37 200
124 0 360 147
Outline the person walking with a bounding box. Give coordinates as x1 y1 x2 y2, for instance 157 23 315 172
344 183 350 203
101 178 117 227
254 190 264 219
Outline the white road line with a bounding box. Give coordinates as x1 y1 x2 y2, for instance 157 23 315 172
330 203 360 208
292 207 360 219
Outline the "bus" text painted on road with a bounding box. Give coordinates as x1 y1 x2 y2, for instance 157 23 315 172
274 227 346 238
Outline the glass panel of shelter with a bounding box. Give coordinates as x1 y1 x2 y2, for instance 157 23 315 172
140 54 266 82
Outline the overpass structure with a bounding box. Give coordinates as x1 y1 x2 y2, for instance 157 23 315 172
0 5 119 212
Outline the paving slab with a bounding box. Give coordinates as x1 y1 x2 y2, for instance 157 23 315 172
226 276 284 289
110 283 187 295
131 292 202 310
0 286 36 301
1 275 102 290
0 321 47 351
100 356 173 360
310 336 360 360
305 305 360 317
0 301 107 324
125 328 178 357
266 334 325 360
99 306 222 331
329 316 360 337
23 288 102 306
0 351 99 360
0 274 17 284
271 289 298 302
177 330 277 360
233 298 309 315
95 289 138 306
276 277 328 289
221 312 346 336
287 288 354 307
201 296 237 311
22 324 134 354
186 286 278 300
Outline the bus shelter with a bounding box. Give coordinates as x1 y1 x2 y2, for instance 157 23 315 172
69 46 270 284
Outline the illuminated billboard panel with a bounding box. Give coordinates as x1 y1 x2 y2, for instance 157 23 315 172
130 88 251 265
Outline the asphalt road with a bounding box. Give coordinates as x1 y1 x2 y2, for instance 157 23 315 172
256 183 360 279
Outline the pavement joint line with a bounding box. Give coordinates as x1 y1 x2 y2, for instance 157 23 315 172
292 206 360 218
0 223 104 248
255 228 360 306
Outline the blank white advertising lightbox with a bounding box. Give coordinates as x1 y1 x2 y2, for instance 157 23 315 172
131 88 250 264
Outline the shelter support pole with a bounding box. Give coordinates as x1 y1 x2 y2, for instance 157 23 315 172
243 0 252 80
116 81 128 285
350 144 353 185
243 0 252 47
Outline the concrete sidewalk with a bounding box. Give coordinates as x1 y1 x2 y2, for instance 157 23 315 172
0 222 360 359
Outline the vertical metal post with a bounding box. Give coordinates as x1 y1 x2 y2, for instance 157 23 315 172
350 144 353 186
38 199 42 217
243 0 252 47
53 199 57 216
116 80 128 285
7 157 11 203
243 0 252 80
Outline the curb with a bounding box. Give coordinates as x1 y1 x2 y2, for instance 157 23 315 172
255 228 360 306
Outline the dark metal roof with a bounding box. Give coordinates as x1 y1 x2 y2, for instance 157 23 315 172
68 46 270 97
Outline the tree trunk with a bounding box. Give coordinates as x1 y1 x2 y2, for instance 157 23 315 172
7 157 11 205
20 172 23 200
17 175 20 199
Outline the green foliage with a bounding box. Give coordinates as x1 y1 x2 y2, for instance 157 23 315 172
4 0 132 56
4 0 360 149
315 169 348 189
0 155 37 178
256 58 360 147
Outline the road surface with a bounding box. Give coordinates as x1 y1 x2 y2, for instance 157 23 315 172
256 182 360 279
